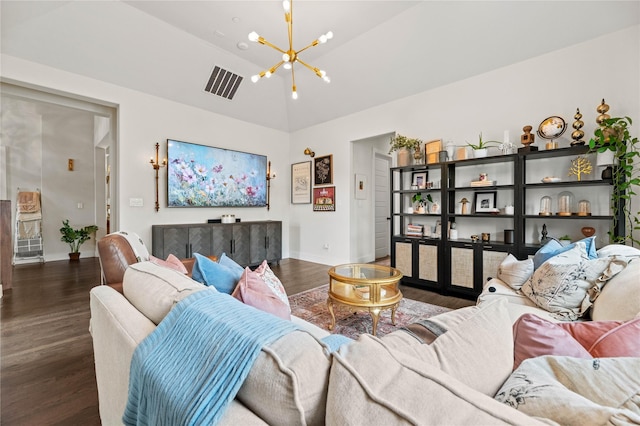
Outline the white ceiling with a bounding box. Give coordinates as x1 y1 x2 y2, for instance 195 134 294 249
2 1 639 132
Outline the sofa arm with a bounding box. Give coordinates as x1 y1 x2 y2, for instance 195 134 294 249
90 285 156 425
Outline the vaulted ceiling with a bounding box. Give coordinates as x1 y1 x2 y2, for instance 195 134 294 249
2 1 639 132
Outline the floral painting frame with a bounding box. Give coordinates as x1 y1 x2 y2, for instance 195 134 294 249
167 139 267 207
314 154 333 186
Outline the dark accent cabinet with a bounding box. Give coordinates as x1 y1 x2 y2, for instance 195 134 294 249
152 220 282 267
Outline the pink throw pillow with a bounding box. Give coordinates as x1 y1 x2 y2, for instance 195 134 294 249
560 318 640 358
232 267 291 320
512 314 591 370
149 254 188 274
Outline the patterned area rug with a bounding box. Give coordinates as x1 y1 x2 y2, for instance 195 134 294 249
288 284 451 339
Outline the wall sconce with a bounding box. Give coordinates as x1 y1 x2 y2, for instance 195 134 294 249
304 147 315 157
266 160 276 211
150 142 167 212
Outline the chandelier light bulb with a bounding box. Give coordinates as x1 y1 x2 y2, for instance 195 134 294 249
326 31 334 40
283 62 292 70
319 70 326 78
282 53 290 62
319 35 327 44
292 90 298 100
265 71 272 78
248 31 259 42
323 75 331 83
251 75 260 83
282 0 290 12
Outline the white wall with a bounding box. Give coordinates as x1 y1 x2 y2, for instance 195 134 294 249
289 26 640 264
1 55 292 256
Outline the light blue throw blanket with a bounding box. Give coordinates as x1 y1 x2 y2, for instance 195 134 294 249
122 288 298 426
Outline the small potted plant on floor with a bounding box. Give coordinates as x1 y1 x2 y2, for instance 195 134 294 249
60 219 98 261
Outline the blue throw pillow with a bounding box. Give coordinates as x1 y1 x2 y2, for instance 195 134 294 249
218 253 245 278
533 236 597 270
191 253 238 294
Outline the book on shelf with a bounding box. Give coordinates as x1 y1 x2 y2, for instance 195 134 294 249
470 180 497 187
406 223 423 236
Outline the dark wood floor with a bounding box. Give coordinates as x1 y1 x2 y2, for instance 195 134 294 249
0 257 473 425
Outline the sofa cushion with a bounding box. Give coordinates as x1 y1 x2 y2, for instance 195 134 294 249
390 298 514 397
497 254 533 290
122 261 206 325
521 242 627 320
512 314 640 369
495 356 640 424
232 267 291 320
512 314 592 369
218 252 245 277
149 254 188 274
591 258 640 321
326 334 542 425
597 244 640 258
191 253 240 294
532 236 597 270
254 260 290 310
236 331 332 426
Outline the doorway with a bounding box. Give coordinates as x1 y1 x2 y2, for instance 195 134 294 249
374 152 391 259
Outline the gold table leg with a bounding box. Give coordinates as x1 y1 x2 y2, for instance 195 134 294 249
391 303 399 325
327 298 336 330
369 308 381 336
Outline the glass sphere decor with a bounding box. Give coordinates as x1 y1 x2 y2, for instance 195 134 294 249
557 191 575 216
539 196 552 216
577 200 591 216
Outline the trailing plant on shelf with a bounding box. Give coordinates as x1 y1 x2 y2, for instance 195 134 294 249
60 219 98 258
588 116 640 246
389 134 422 154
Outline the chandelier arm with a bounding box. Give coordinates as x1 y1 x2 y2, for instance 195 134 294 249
286 9 293 52
296 58 323 77
296 39 320 55
258 37 287 55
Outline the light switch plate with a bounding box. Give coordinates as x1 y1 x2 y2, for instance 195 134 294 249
129 198 143 207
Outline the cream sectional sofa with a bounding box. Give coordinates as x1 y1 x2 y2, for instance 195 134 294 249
90 260 638 425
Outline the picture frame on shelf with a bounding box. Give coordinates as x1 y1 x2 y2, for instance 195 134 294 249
291 161 312 204
411 171 428 189
314 154 333 185
313 186 336 211
474 191 497 213
425 139 443 164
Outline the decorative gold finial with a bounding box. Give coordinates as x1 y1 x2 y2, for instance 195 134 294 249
596 99 610 125
570 108 585 146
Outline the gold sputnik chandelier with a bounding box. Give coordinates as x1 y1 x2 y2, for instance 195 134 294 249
248 0 332 100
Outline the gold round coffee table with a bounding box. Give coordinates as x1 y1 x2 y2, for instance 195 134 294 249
327 263 403 336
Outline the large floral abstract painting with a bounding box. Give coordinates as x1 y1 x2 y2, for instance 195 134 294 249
167 139 267 207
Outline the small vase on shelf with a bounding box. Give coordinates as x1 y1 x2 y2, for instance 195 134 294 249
397 147 410 167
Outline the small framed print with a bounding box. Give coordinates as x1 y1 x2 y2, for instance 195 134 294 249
313 186 335 211
291 161 312 204
411 171 428 189
355 174 367 200
314 155 333 185
474 191 497 213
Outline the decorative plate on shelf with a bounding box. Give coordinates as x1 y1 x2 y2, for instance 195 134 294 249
542 177 561 183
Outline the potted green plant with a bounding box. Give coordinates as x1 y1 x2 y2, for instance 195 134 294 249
558 235 572 247
60 219 98 261
389 134 422 167
588 116 640 246
466 132 501 158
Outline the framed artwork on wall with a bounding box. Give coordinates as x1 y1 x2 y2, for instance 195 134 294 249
355 174 367 199
313 186 335 211
291 161 312 204
474 191 497 213
314 155 333 185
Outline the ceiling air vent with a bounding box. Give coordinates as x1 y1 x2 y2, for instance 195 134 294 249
204 66 243 100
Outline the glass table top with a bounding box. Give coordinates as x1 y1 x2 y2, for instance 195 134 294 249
330 263 401 281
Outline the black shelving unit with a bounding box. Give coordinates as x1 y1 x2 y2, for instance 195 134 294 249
390 145 622 299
